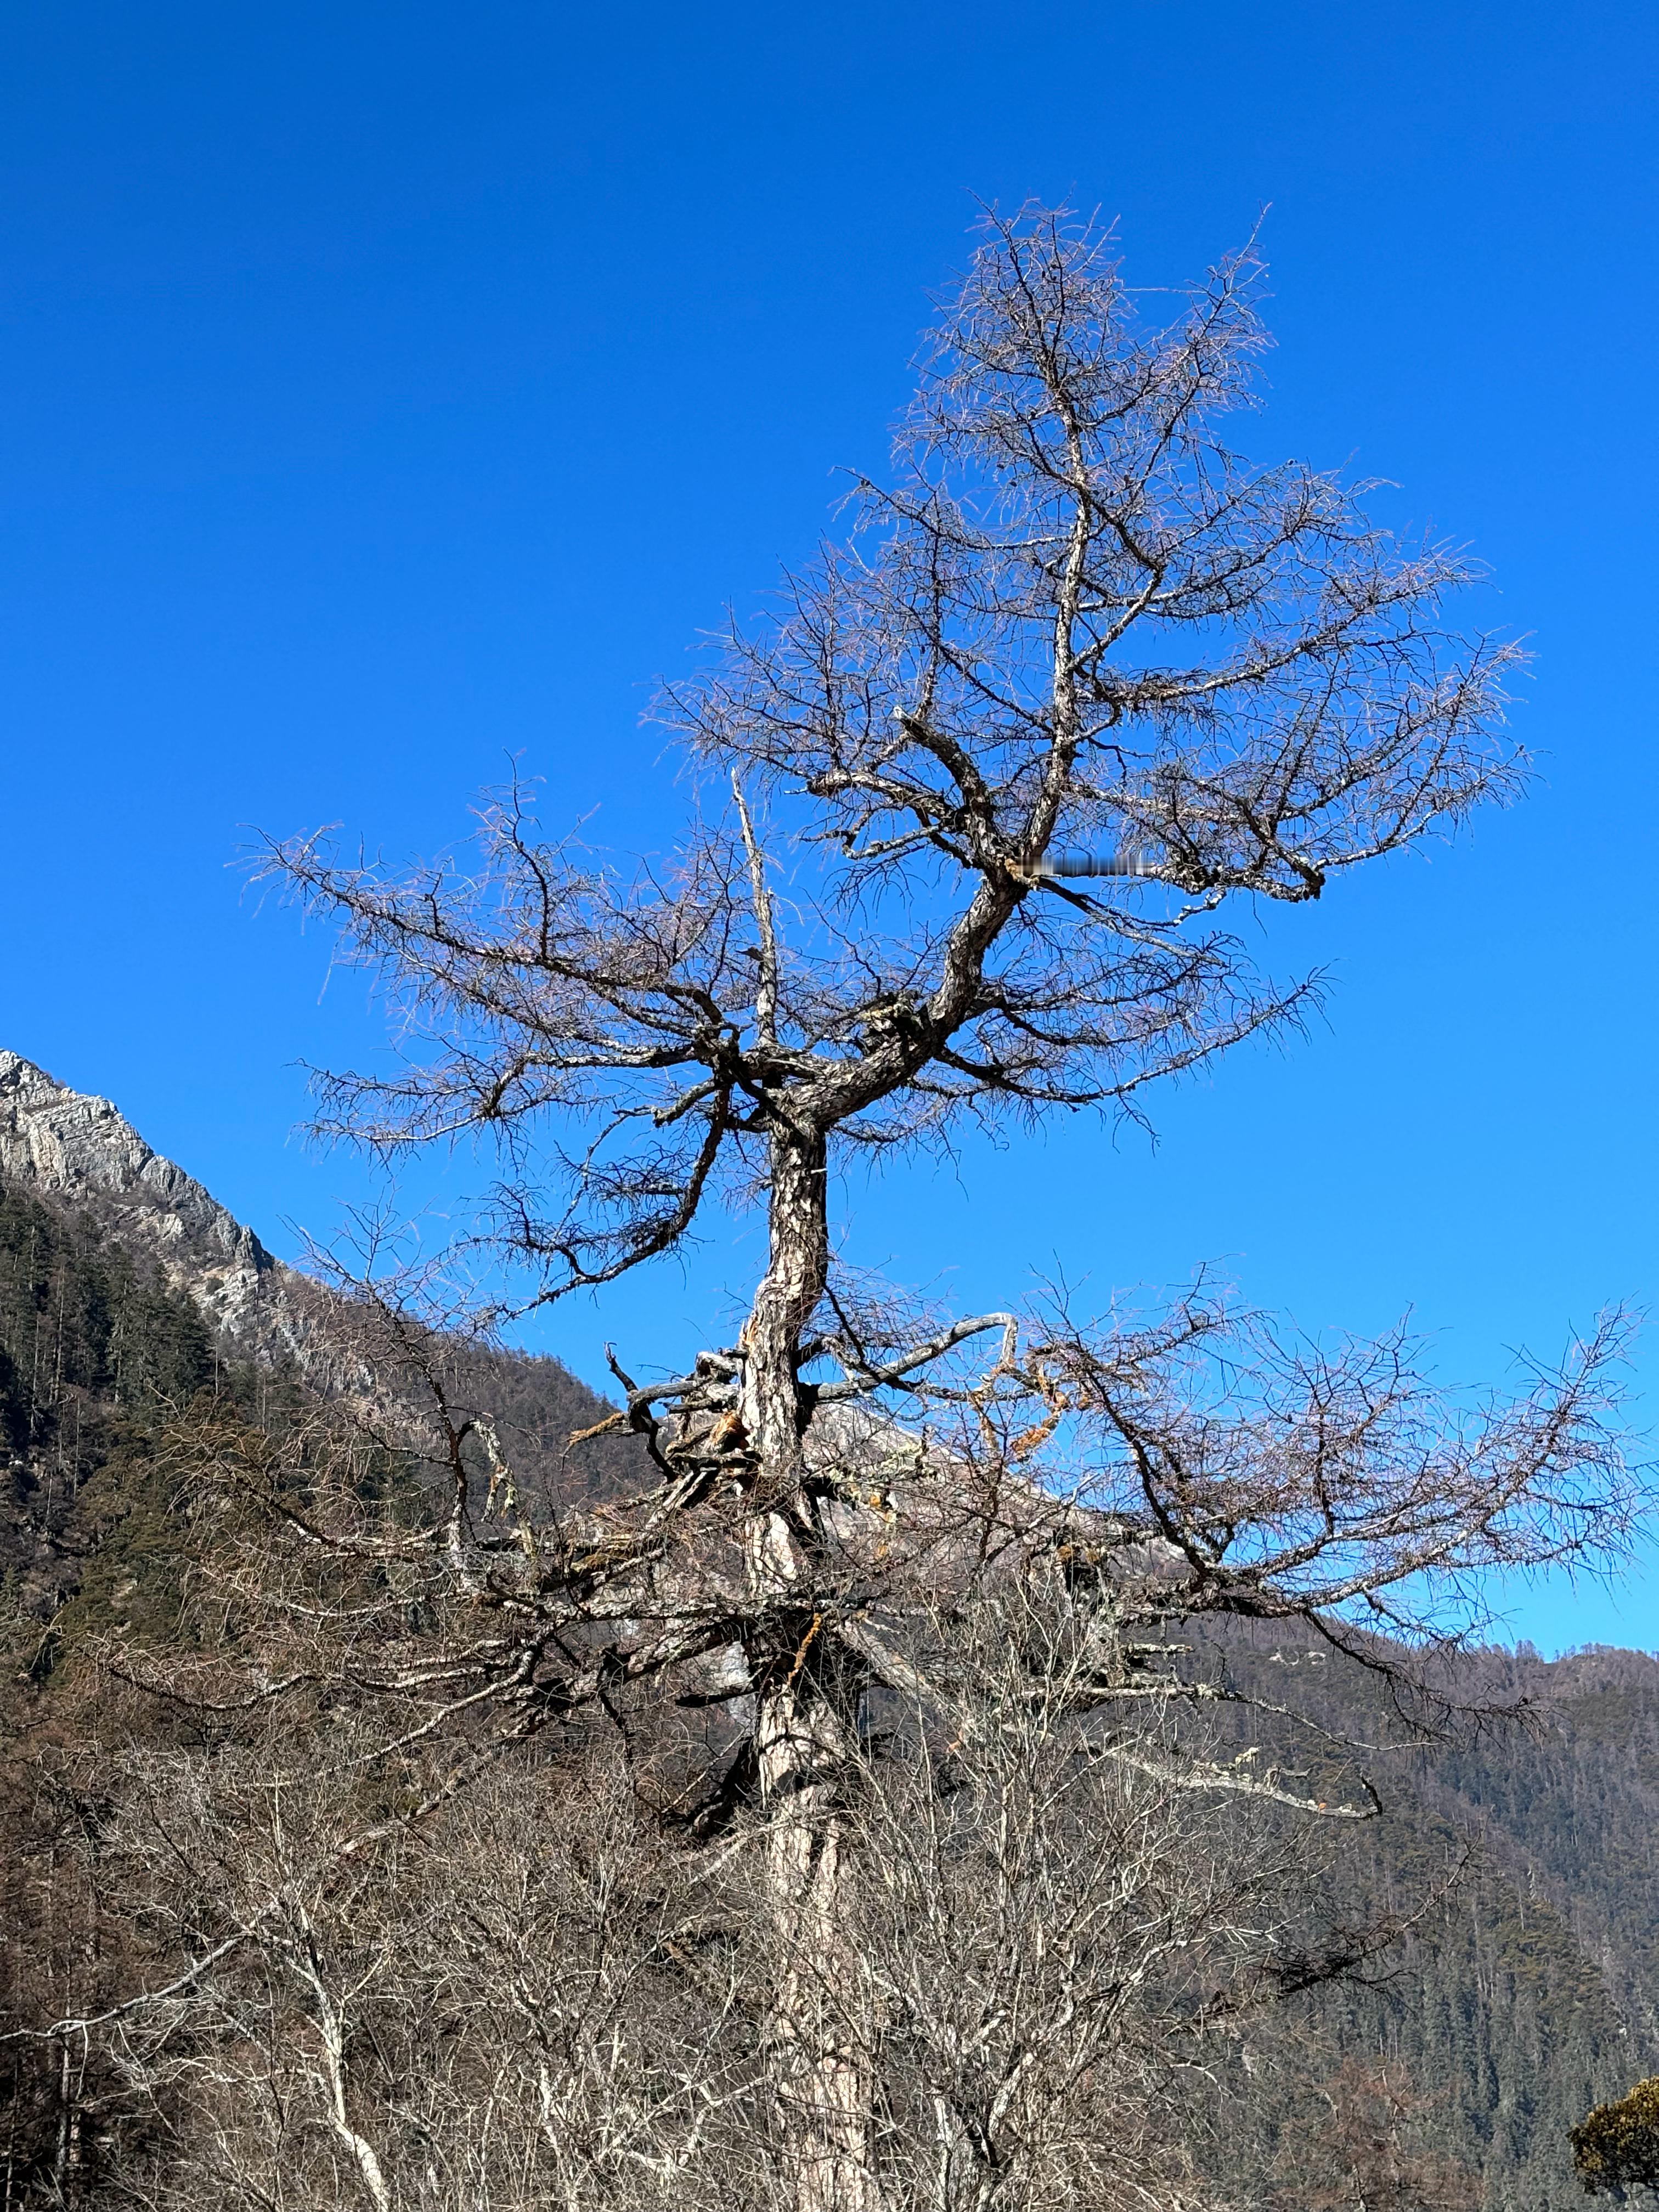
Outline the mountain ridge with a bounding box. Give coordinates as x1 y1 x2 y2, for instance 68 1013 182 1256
0 1050 280 1337
0 1046 644 1515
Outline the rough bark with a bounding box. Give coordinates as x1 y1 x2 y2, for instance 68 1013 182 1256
741 1121 879 2211
742 1125 829 1509
758 1679 880 2212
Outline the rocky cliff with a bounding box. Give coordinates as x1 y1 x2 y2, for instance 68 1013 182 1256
0 1046 642 1505
0 1050 431 1390
0 1050 286 1345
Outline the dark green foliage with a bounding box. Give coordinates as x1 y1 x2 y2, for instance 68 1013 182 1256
0 1177 214 1451
1573 2076 1659 2196
0 1179 227 1680
1297 1852 1639 2212
1193 1630 1659 2212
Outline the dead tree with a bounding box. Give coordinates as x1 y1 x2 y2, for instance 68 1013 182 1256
150 203 1638 2211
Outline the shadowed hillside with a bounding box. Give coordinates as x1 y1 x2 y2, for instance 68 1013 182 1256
1191 1629 1659 2210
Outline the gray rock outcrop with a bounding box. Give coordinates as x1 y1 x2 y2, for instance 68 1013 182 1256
0 1048 292 1350
0 1051 637 1500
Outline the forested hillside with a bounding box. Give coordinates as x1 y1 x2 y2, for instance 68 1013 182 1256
1201 1633 1659 2210
0 1176 222 1655
0 1154 659 2200
1 1159 1653 2209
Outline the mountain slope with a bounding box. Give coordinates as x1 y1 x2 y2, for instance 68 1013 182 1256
0 1049 1652 2209
0 1050 645 1550
1204 1631 1659 2210
0 1050 280 1346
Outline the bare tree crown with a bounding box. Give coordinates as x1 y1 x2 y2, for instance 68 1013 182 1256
272 202 1522 1310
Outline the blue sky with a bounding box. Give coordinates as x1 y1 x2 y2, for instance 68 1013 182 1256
1 1 1654 1651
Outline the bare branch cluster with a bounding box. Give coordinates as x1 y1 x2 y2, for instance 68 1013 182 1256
263 202 1523 1310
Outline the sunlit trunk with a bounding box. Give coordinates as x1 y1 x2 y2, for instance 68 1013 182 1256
743 1123 827 1502
756 1674 881 2212
743 1120 881 2212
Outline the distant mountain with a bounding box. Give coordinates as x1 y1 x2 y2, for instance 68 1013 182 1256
0 1049 283 1348
1201 1628 1659 2210
0 1048 646 1523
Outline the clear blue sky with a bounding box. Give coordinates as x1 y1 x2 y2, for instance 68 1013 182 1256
2 1 1654 1651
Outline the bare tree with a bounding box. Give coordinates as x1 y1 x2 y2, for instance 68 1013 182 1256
33 204 1635 2212
84 1719 759 2212
1268 2058 1480 2212
13 1276 1635 2211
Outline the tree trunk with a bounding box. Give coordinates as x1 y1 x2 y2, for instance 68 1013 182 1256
742 1121 827 1506
743 1119 879 2212
757 1676 880 2212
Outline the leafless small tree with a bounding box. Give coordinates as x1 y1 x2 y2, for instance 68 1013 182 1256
1268 2058 1481 2212
76 1571 1333 2212
22 203 1640 2212
86 1722 755 2212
